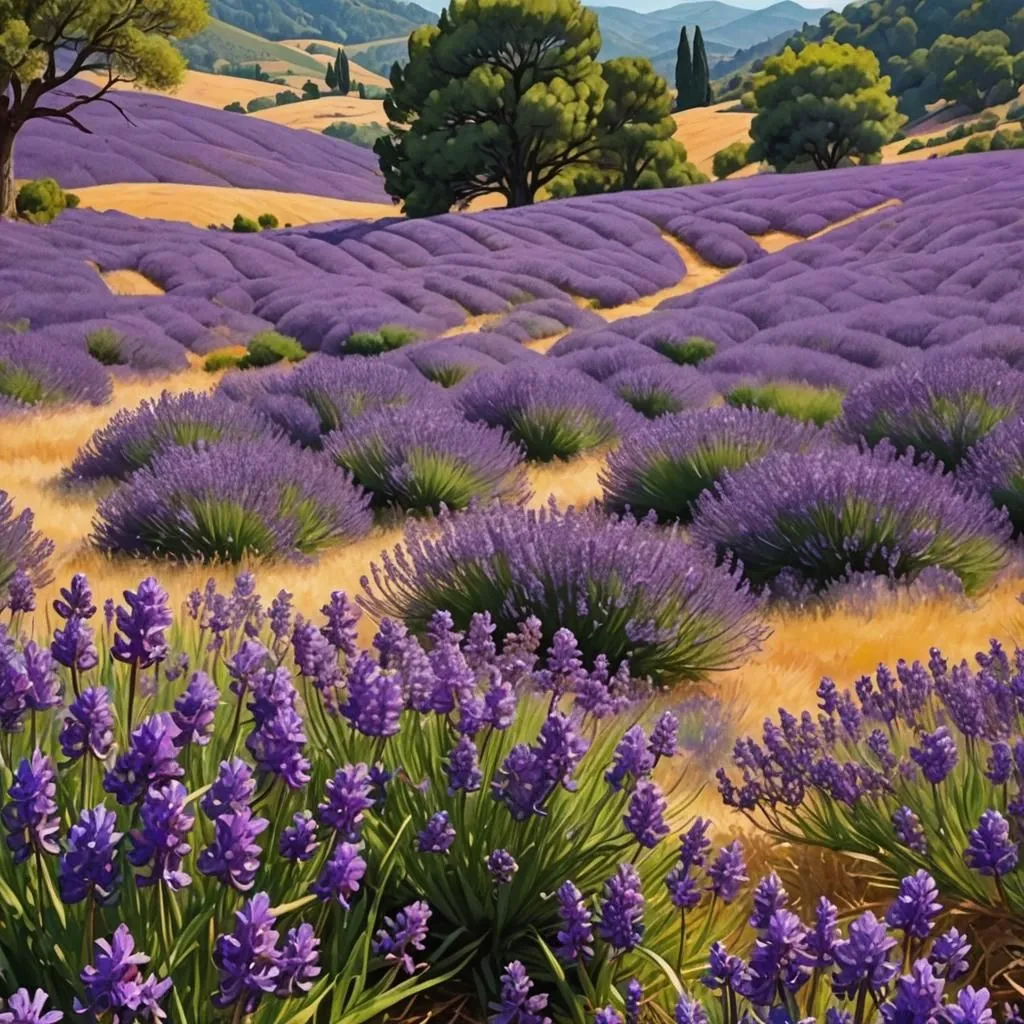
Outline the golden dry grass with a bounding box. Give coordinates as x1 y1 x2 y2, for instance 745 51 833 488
80 68 280 109
72 183 397 227
98 268 165 296
672 101 754 176
248 94 387 130
275 42 394 89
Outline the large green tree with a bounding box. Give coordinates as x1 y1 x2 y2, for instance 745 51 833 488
335 46 350 94
750 40 905 172
551 56 705 196
0 0 207 219
376 0 609 215
928 30 1018 110
674 25 692 110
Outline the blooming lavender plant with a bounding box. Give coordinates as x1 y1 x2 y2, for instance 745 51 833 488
0 492 53 608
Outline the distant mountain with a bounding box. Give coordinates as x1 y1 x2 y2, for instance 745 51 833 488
208 0 433 45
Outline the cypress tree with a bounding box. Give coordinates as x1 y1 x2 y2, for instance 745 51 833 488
692 26 712 107
674 25 692 111
325 63 336 91
338 49 351 95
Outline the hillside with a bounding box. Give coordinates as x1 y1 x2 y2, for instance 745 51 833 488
176 17 329 73
208 0 433 45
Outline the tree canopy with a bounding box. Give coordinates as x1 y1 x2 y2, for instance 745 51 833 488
749 41 905 172
376 0 699 215
0 0 208 217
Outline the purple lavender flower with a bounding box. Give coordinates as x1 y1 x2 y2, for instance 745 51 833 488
75 924 171 1022
245 705 311 789
964 809 1019 878
944 986 995 1024
372 900 432 975
595 1009 623 1024
707 841 748 904
275 923 321 998
701 941 748 993
605 725 654 792
649 711 678 760
53 574 95 621
104 713 182 806
484 669 516 730
679 817 712 868
598 864 645 953
831 911 899 999
806 897 840 968
202 758 255 820
487 848 518 886
446 735 483 795
879 960 946 1024
268 590 293 647
744 908 811 1004
22 643 60 712
321 590 360 658
58 805 122 905
666 862 702 910
749 872 789 931
280 810 320 862
6 570 35 614
910 727 958 785
0 989 63 1024
465 611 497 668
2 751 59 863
538 628 587 697
673 994 708 1024
198 807 268 891
247 664 297 728
624 779 670 848
624 979 642 1024
885 870 942 940
110 578 172 670
171 672 220 747
488 961 550 1024
310 842 366 908
418 811 456 854
928 928 971 980
986 742 1014 786
317 764 374 840
340 653 404 737
128 781 194 891
893 806 928 856
213 892 281 1013
292 618 341 694
51 616 98 674
555 881 594 963
59 687 114 762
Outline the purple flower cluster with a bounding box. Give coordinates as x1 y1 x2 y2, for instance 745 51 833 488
0 491 54 608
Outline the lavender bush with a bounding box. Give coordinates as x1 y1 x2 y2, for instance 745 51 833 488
717 639 1024 919
691 444 1012 597
459 367 629 462
66 390 277 483
323 404 530 515
838 358 1024 471
605 365 716 420
728 381 845 427
360 502 766 686
0 335 110 411
959 416 1024 536
0 492 53 610
600 408 822 523
92 439 372 562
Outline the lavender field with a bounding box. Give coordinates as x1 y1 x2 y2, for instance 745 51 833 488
3 112 1024 1023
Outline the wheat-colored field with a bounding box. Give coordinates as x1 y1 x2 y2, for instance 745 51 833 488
249 94 387 130
671 101 755 175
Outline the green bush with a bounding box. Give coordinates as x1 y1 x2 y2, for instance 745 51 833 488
654 336 717 366
223 101 246 113
275 90 301 106
85 328 125 366
257 212 279 229
16 178 75 224
711 141 751 179
963 134 992 153
302 80 320 99
242 330 307 368
245 96 275 113
202 350 245 373
231 213 260 233
322 121 388 149
898 137 925 153
345 324 419 356
727 380 845 426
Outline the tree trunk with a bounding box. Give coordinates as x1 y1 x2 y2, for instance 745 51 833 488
0 128 15 221
508 178 534 208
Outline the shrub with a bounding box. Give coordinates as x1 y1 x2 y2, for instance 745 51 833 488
322 121 388 149
719 640 1024 916
653 336 717 366
67 390 277 483
0 491 53 606
959 416 1024 536
231 213 260 233
406 344 499 388
691 444 1012 597
202 349 245 372
245 95 276 113
223 101 245 113
712 141 752 179
275 90 302 105
360 502 766 685
0 335 111 409
605 364 716 419
727 380 845 426
344 325 420 356
898 137 925 153
243 330 306 368
85 327 125 366
837 357 1024 471
16 178 75 224
458 367 628 462
324 404 529 515
601 406 821 523
257 212 279 229
94 438 372 562
219 356 439 445
301 80 320 99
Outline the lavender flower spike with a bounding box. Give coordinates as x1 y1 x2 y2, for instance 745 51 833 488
707 841 748 904
417 811 456 854
488 961 551 1024
885 870 942 939
487 849 518 886
555 881 594 963
213 892 281 1014
964 809 1019 879
75 924 171 1022
110 577 173 670
128 781 195 891
59 805 122 905
598 864 645 953
198 807 268 891
2 751 59 863
372 900 432 975
624 779 670 849
0 988 63 1024
310 842 367 908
